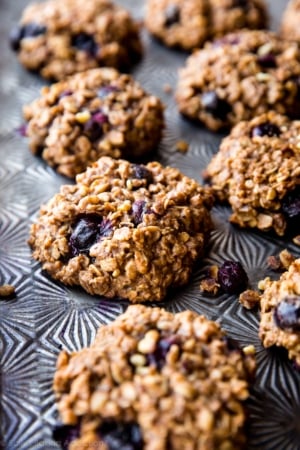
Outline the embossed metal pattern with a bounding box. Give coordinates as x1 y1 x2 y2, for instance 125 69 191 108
0 1 300 449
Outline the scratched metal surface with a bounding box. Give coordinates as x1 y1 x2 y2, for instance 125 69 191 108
1 0 300 449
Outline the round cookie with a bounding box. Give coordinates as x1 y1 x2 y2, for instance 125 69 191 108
23 68 165 178
203 112 300 240
176 30 300 131
28 157 213 302
9 0 142 80
281 0 300 43
53 304 256 450
259 258 300 367
145 0 267 51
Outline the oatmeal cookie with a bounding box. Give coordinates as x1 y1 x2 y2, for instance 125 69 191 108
203 112 300 238
145 0 267 51
259 258 300 366
281 0 300 43
176 30 300 131
23 68 164 178
28 157 213 302
53 304 256 450
9 0 142 80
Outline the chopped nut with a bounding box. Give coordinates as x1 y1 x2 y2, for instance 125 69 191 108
200 277 220 295
258 277 270 291
243 345 256 356
175 140 189 153
267 255 282 271
75 110 91 123
0 284 15 299
239 290 260 309
293 235 300 246
279 249 295 269
163 83 173 94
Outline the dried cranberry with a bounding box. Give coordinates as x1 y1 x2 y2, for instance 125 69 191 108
274 296 300 331
164 5 180 27
217 260 248 294
69 215 112 256
131 164 153 184
10 23 47 51
71 33 98 56
251 122 281 138
98 85 119 99
53 424 80 450
201 91 232 120
98 421 143 450
84 110 108 141
147 335 181 369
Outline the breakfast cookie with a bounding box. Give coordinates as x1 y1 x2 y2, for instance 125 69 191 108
23 68 164 178
9 0 142 80
145 0 267 51
203 112 300 240
176 30 300 131
29 157 213 302
281 0 300 43
53 304 256 450
259 258 300 366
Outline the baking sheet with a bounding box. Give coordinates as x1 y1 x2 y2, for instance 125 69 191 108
1 1 300 449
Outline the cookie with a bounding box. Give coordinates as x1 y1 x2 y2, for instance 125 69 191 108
281 0 300 43
28 157 213 302
9 0 142 80
145 0 267 51
203 112 300 239
176 30 300 131
23 68 165 178
259 258 300 366
53 304 256 450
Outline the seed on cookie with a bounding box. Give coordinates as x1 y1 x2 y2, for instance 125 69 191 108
23 68 165 178
53 305 256 449
9 0 142 80
176 30 300 130
204 111 300 240
28 156 213 303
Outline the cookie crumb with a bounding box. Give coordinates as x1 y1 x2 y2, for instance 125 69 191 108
163 83 173 94
0 284 16 299
293 235 300 246
243 345 256 356
199 277 220 295
267 249 295 271
239 289 260 310
175 140 189 153
258 277 270 291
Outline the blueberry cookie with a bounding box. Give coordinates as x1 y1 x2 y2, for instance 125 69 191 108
53 304 256 450
23 68 164 178
145 0 267 51
203 112 300 240
281 0 300 44
9 0 142 80
176 30 300 131
259 258 300 366
29 157 213 302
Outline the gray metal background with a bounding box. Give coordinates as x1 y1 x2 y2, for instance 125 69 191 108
1 0 300 449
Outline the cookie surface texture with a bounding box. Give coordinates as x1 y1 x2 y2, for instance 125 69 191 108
204 112 300 238
10 0 142 80
176 30 300 130
259 258 300 366
23 68 165 178
53 304 256 450
145 0 267 51
29 157 213 302
281 0 300 43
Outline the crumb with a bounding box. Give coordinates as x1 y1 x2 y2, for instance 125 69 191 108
175 140 189 153
293 235 300 246
258 277 270 291
243 345 256 356
239 289 260 309
199 277 220 295
267 249 295 271
0 284 16 299
163 83 173 94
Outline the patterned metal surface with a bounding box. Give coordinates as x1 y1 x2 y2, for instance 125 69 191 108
1 0 300 449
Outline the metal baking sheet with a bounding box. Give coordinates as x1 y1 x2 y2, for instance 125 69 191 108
1 1 300 449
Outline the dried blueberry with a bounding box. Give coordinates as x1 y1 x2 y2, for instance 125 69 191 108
132 200 149 226
147 335 181 369
9 23 47 51
164 5 180 27
53 424 80 450
84 110 108 141
257 53 277 68
98 421 143 450
69 215 112 256
282 187 300 220
71 33 98 56
217 260 248 294
131 164 152 184
251 122 281 138
98 85 119 99
274 296 300 331
201 91 232 120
